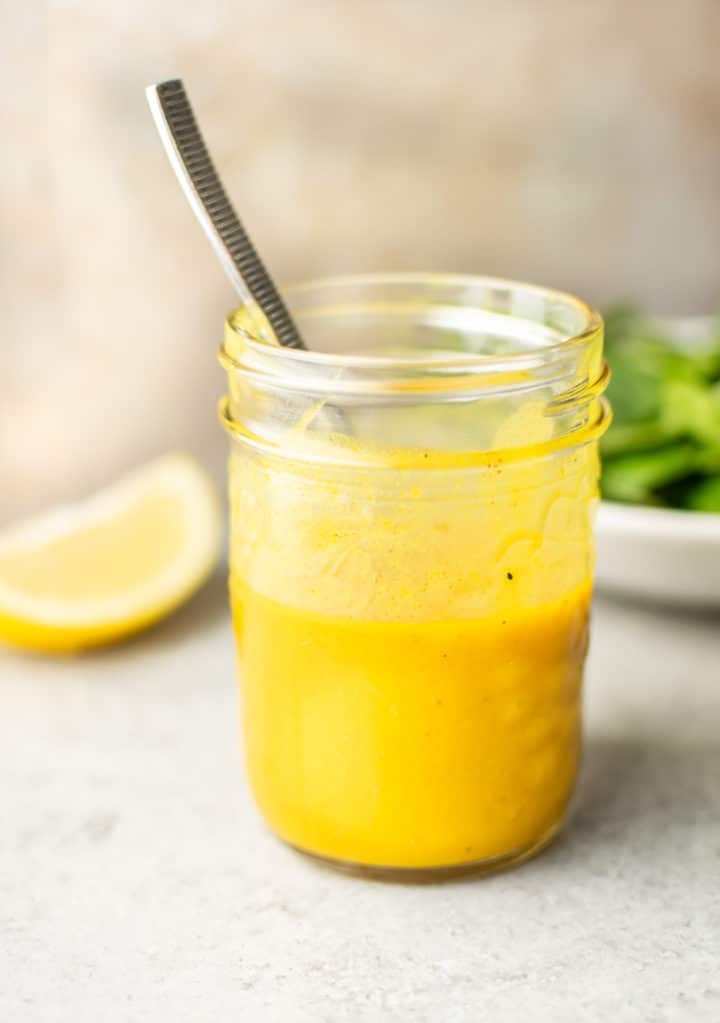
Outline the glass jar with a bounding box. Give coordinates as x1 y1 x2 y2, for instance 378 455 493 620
220 274 609 880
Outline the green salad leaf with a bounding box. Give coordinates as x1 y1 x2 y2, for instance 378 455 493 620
601 307 720 512
682 476 720 513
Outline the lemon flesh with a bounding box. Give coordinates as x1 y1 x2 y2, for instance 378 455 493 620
0 453 221 653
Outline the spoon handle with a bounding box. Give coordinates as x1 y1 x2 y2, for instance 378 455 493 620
146 79 305 350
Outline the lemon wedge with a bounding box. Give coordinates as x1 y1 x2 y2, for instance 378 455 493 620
0 453 222 653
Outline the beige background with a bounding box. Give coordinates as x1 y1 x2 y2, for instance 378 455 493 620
3 0 720 518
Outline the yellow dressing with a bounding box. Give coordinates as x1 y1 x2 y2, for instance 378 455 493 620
235 582 588 868
229 440 599 871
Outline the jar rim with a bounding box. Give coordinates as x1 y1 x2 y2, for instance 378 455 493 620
222 272 602 376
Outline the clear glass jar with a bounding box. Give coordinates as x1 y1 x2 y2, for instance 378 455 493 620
220 274 609 880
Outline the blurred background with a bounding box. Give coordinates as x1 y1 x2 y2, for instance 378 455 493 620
3 0 720 519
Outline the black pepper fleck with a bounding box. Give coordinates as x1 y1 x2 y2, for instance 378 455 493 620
506 571 514 580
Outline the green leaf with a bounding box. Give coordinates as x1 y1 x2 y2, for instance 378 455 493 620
600 419 673 458
661 379 720 445
601 305 720 510
601 443 698 504
682 476 720 512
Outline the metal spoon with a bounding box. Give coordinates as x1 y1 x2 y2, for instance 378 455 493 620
146 78 305 350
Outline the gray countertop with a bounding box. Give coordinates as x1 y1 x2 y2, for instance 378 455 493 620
2 576 718 1022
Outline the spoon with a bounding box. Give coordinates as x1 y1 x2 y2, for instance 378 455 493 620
146 78 305 350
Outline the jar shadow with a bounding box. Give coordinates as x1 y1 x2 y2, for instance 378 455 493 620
542 732 720 869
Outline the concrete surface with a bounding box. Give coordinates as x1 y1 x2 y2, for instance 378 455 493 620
1 575 718 1022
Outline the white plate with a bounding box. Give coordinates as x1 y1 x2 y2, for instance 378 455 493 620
595 501 720 607
595 316 720 608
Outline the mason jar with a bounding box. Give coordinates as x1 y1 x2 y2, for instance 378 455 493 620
220 274 609 880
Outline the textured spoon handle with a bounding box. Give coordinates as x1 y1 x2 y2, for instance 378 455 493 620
146 79 304 350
